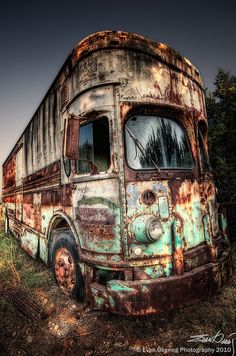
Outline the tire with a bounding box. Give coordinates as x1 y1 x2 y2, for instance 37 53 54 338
51 234 84 301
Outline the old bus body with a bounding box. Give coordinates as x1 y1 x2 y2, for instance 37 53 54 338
2 31 232 315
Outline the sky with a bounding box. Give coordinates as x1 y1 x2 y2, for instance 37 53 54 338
0 0 236 196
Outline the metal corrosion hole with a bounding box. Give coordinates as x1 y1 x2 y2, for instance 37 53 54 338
141 190 156 205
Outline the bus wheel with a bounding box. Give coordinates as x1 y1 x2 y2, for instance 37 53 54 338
52 236 84 301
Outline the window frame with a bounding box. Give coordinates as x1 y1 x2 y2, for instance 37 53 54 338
198 124 212 172
75 116 111 176
124 114 195 172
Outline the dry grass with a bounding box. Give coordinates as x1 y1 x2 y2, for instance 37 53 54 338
0 215 235 356
0 225 51 291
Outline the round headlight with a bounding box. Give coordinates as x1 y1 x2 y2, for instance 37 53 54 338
145 218 164 241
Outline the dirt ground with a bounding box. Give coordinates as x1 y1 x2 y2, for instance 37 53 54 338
0 218 235 356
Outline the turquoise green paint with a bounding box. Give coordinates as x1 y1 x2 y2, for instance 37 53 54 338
94 296 105 308
203 214 213 246
79 262 85 276
108 281 134 292
172 220 183 250
143 222 172 257
108 296 116 308
111 255 122 262
158 196 169 219
141 285 149 292
80 223 121 253
129 219 172 258
143 262 172 278
39 236 48 263
175 198 204 249
130 215 152 243
41 208 54 234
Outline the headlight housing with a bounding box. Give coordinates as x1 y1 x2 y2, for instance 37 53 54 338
130 215 164 243
145 217 164 242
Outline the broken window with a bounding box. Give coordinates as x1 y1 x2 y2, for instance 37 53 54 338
77 117 110 174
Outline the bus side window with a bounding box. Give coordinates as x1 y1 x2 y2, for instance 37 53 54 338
77 117 110 174
198 124 211 171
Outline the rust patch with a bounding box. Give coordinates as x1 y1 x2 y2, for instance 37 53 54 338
23 161 61 190
63 185 72 208
173 248 184 275
2 155 16 192
78 207 115 225
141 190 156 206
80 224 115 240
41 185 72 208
55 247 76 295
184 244 209 271
72 31 203 88
3 196 15 204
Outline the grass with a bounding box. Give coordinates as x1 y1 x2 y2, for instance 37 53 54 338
0 219 52 292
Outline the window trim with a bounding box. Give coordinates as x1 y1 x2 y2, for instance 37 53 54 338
75 116 112 176
198 125 212 172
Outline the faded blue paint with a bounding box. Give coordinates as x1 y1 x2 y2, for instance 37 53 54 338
108 280 135 292
158 196 169 219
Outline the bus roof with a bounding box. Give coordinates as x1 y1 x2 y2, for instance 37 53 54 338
3 30 203 166
72 31 203 88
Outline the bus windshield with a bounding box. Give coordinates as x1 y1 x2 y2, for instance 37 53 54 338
125 115 194 170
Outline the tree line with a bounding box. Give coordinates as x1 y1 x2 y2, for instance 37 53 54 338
206 69 236 239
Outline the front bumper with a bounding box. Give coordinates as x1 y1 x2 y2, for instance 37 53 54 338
90 247 232 315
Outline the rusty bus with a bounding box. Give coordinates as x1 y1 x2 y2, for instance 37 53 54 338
2 31 232 315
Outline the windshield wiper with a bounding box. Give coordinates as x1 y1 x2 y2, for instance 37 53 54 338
125 126 161 173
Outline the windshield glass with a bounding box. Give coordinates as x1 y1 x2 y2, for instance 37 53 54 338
125 115 194 170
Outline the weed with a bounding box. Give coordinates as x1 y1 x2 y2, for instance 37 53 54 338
0 223 52 291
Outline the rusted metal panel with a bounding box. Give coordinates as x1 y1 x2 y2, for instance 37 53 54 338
15 193 23 221
90 248 232 315
72 179 122 258
63 115 81 160
2 154 16 194
72 31 203 88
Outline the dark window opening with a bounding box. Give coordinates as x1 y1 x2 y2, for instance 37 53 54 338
198 127 211 171
77 117 110 174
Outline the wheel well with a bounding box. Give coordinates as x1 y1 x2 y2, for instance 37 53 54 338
47 216 77 264
50 217 69 230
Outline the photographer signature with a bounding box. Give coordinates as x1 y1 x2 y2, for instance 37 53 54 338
188 331 236 355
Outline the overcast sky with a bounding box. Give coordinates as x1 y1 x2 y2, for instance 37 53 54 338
0 0 236 194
